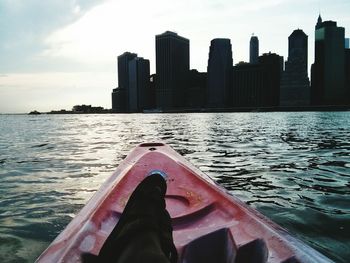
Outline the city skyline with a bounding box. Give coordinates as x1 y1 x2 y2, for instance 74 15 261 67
0 0 349 113
113 17 349 112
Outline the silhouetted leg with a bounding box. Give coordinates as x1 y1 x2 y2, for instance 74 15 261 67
82 174 177 263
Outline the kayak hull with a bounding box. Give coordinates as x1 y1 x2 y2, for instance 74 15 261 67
37 142 333 263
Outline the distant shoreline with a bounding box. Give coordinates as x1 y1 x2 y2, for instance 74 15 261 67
45 105 350 114
2 105 348 115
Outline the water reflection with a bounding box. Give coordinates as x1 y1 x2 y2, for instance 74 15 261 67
0 112 349 262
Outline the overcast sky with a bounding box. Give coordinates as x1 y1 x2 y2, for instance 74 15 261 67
0 0 349 113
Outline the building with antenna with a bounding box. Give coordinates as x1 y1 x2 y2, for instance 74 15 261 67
311 15 348 105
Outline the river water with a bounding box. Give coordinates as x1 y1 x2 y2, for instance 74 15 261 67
0 112 349 262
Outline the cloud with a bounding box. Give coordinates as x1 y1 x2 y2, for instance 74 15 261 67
1 0 349 74
0 0 107 73
0 0 340 74
41 0 291 72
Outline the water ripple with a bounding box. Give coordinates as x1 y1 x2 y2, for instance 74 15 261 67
0 112 349 262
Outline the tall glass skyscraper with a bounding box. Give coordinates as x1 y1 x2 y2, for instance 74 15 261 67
206 38 233 108
311 16 347 105
155 31 190 109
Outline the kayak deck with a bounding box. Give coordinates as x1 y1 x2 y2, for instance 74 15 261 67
37 143 332 262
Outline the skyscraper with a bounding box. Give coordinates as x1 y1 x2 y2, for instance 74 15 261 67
346 46 350 101
112 52 137 112
250 35 259 64
128 57 151 112
188 70 207 108
311 16 347 105
259 52 284 107
232 52 283 108
345 38 350 49
280 29 310 106
155 31 190 109
232 62 264 107
207 38 233 108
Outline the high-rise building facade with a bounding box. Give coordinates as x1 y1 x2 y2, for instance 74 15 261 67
232 53 283 108
149 74 157 110
250 35 259 64
187 70 207 108
207 38 233 108
311 16 347 105
111 87 126 112
280 29 310 106
128 57 151 112
259 52 284 107
345 48 350 100
232 62 264 107
155 31 190 109
112 52 137 112
118 52 138 91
